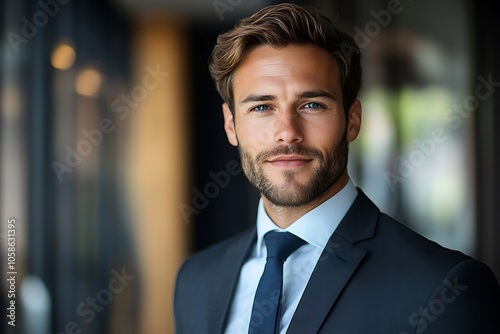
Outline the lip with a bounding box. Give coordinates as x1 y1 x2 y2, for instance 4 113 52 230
266 155 312 168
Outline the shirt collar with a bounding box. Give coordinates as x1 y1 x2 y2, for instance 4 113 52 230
255 178 358 256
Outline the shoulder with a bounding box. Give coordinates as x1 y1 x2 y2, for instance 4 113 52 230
410 257 500 333
370 213 471 272
370 212 499 292
174 228 256 332
355 211 500 332
176 226 256 280
348 190 472 271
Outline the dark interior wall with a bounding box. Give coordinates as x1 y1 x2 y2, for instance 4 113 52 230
189 21 259 252
473 0 500 279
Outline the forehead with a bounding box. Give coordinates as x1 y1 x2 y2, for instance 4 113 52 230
232 44 341 99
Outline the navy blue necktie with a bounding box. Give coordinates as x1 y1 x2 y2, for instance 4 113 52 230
248 231 306 334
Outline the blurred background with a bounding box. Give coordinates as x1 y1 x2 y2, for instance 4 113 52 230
1 0 499 333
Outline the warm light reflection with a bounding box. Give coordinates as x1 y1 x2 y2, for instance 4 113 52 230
75 68 104 97
51 43 76 70
1 85 23 120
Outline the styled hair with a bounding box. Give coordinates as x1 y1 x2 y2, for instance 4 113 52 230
208 2 362 114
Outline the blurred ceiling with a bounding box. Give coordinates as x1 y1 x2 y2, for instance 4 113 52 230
113 0 270 22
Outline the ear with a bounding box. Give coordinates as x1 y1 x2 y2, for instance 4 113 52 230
222 103 238 147
346 99 362 143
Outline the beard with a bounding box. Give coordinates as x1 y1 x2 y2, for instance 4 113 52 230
238 132 349 207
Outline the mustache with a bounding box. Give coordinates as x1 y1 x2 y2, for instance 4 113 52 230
255 144 323 163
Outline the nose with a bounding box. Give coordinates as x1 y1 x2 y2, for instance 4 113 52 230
273 110 303 144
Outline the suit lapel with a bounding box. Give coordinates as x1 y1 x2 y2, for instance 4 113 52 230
287 190 379 334
208 227 257 334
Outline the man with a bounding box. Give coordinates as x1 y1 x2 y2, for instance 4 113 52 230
174 3 500 333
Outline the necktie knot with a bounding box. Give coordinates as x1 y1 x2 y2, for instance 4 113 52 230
264 231 306 263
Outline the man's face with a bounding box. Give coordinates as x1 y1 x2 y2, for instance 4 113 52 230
222 44 361 207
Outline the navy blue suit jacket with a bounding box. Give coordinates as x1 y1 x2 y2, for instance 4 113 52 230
174 190 500 333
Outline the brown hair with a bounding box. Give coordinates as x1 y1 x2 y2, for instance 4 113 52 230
209 2 362 114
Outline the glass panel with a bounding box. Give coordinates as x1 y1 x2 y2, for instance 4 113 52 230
349 0 475 254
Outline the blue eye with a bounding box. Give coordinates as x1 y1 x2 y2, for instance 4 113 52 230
250 105 271 112
303 102 322 109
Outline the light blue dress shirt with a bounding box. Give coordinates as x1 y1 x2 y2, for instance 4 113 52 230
225 179 358 333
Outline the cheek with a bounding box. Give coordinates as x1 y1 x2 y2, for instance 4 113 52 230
304 118 344 146
236 118 274 149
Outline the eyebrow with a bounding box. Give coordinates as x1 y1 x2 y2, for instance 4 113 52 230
240 94 276 104
240 90 336 105
297 90 336 101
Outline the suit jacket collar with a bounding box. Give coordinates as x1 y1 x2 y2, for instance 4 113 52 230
334 188 379 244
287 189 380 333
209 227 257 334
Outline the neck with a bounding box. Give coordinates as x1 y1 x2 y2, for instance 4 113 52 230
262 171 349 229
